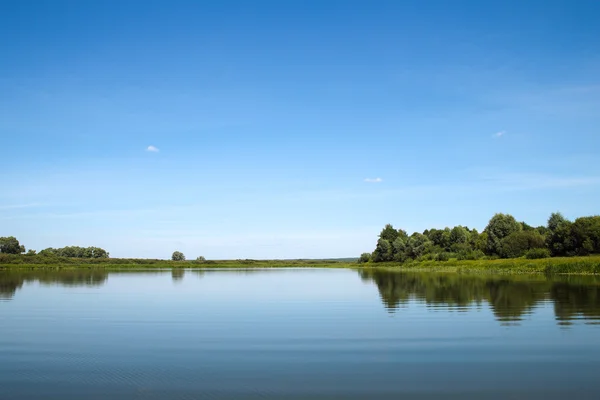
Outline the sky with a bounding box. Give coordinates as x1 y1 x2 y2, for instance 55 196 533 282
1 0 599 259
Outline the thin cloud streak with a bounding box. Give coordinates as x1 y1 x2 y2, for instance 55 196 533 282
364 177 383 183
0 203 46 210
146 145 159 152
493 130 505 138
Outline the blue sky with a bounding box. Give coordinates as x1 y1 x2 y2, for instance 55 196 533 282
1 0 599 259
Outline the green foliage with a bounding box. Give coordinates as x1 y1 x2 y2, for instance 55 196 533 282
485 213 522 256
365 212 599 265
427 228 451 250
546 213 574 257
372 239 392 262
379 224 399 243
449 226 469 245
525 248 551 259
570 216 600 255
436 252 451 262
37 246 109 258
499 230 546 259
25 249 37 256
392 237 408 262
358 253 371 263
407 233 431 259
171 251 185 261
0 236 25 254
196 255 207 262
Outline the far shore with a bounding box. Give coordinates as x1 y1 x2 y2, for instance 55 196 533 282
1 254 600 275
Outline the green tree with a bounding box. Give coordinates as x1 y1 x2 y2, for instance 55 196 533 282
450 226 469 245
0 236 25 254
392 237 408 262
379 224 399 243
26 249 37 256
172 251 185 261
548 212 568 232
570 216 600 255
484 213 522 255
358 253 371 263
499 230 546 259
407 233 431 259
546 212 574 256
372 239 393 262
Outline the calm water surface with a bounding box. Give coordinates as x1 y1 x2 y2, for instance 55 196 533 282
1 268 600 399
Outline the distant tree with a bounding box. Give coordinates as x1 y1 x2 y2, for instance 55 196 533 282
39 248 56 256
427 228 451 250
570 216 600 255
196 255 207 262
379 224 399 243
406 233 431 259
521 221 535 231
546 212 574 256
392 237 408 262
91 247 109 258
372 239 393 262
0 236 25 254
548 212 569 232
358 253 371 263
484 213 522 255
172 251 185 261
474 231 488 253
450 226 469 245
499 230 546 259
26 249 37 256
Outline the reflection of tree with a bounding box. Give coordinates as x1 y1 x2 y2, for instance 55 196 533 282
0 275 24 299
360 270 600 325
551 282 600 323
485 280 544 322
0 269 108 300
172 268 185 282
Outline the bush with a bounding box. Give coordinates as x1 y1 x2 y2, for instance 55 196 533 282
358 253 371 263
525 248 551 259
436 252 450 262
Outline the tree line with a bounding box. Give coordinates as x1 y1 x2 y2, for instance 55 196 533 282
0 236 109 258
360 212 600 263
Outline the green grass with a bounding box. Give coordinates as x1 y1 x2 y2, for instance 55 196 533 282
0 254 356 270
2 254 600 274
362 255 600 275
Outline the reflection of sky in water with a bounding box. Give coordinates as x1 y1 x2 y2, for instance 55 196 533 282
1 269 600 399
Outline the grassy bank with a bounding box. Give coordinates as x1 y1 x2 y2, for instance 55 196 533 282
363 255 600 275
1 254 600 274
0 254 355 270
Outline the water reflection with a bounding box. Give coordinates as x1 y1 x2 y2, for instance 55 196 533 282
360 269 600 325
0 269 108 300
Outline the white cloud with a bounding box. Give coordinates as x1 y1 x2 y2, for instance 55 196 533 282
364 178 383 183
146 145 159 152
493 131 506 138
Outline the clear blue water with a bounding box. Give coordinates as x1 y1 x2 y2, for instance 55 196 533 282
1 268 600 399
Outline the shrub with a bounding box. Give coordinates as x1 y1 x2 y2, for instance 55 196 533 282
436 252 450 262
358 253 371 263
525 248 551 259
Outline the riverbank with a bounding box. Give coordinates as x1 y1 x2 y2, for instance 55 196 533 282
1 254 600 274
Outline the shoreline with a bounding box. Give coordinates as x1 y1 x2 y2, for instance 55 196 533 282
1 255 600 274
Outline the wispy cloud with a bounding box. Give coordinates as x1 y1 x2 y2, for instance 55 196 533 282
0 203 46 210
492 130 505 138
364 177 383 183
146 145 159 152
